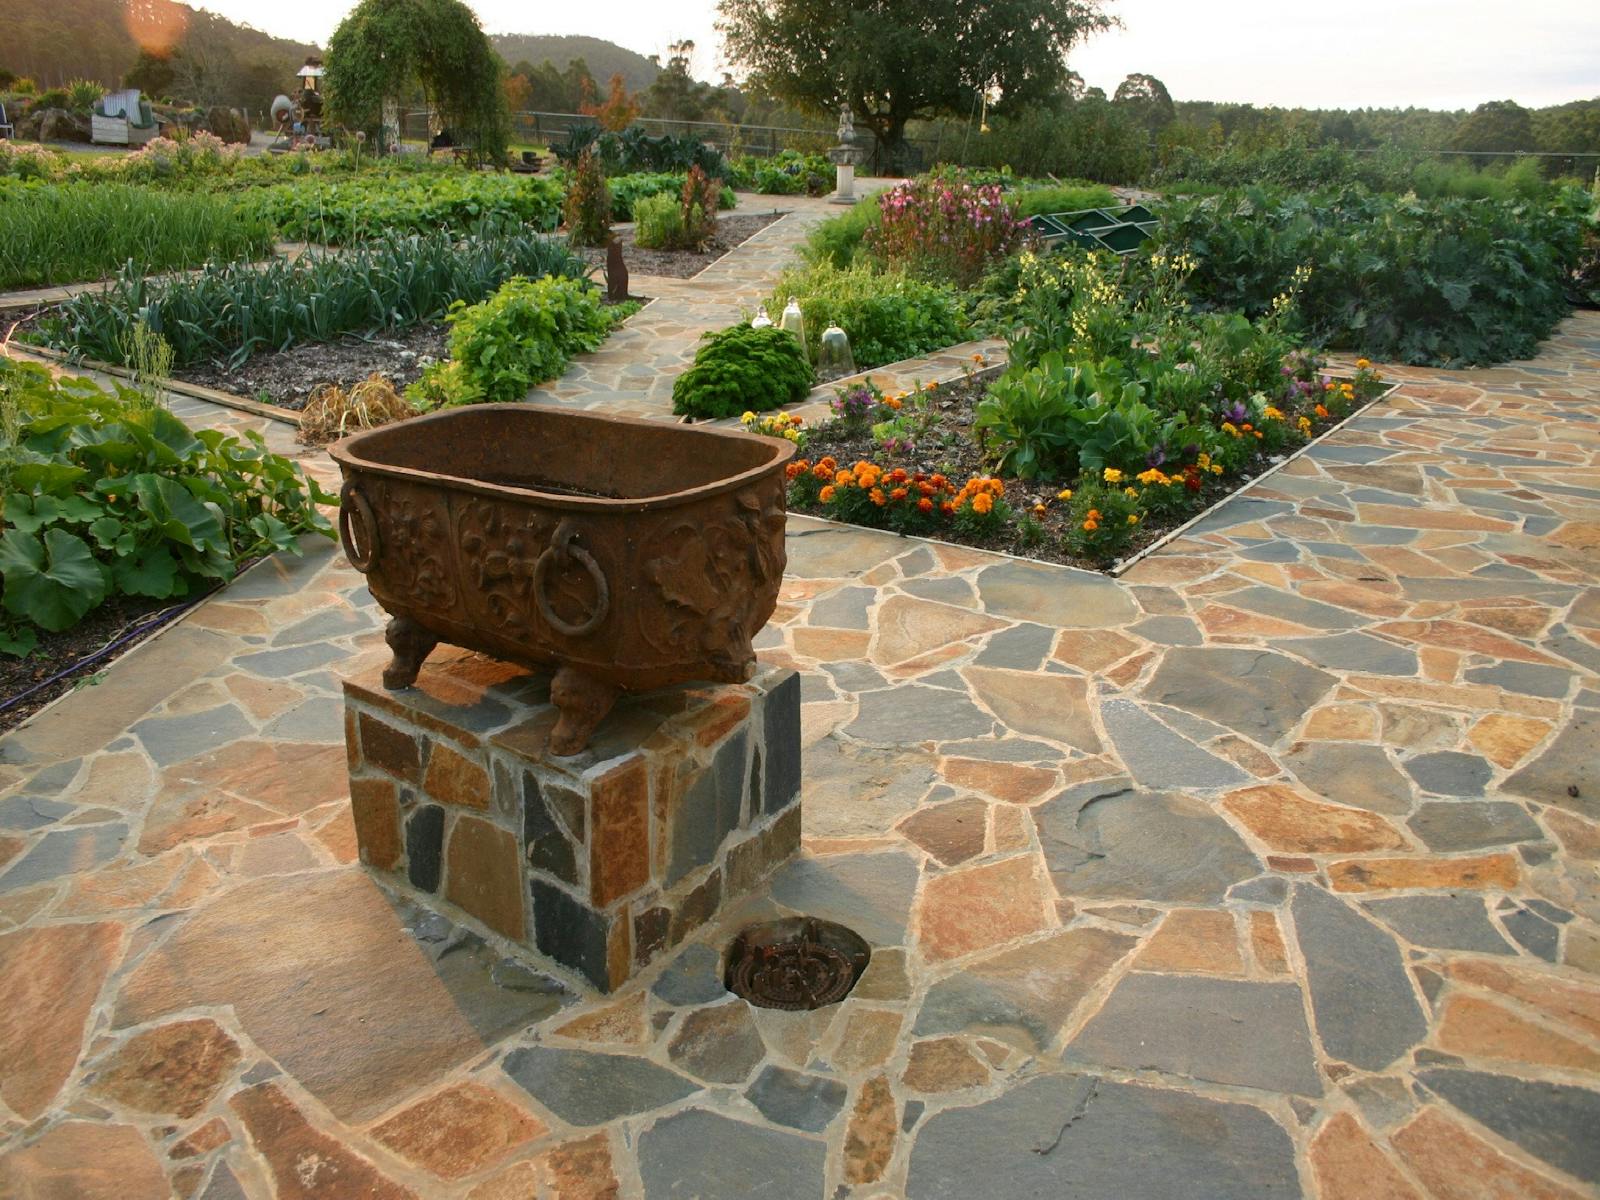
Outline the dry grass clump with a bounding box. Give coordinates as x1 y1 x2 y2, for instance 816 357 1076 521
297 372 414 445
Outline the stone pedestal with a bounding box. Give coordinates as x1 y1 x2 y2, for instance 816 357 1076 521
828 144 859 205
342 650 802 991
830 162 856 204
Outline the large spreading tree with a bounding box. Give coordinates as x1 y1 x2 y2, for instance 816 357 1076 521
716 0 1113 167
325 0 509 163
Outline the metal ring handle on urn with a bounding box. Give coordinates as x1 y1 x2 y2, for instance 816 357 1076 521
533 520 610 638
338 483 379 573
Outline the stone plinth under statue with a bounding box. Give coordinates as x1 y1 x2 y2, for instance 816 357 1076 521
342 649 802 991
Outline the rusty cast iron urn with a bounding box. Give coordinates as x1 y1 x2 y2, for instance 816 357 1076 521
330 405 796 754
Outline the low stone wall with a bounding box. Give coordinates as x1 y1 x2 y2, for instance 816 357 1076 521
342 652 802 991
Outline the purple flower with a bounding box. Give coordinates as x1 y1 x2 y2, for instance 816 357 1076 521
1146 446 1166 468
1224 401 1248 424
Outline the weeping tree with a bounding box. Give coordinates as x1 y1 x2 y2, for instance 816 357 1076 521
325 0 509 165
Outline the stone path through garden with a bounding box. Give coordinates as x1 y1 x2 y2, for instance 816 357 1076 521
2 196 1599 1200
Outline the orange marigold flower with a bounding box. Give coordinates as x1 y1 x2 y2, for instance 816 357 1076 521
1315 404 1329 418
890 468 909 484
972 493 994 514
1087 508 1101 520
891 486 909 501
835 470 854 487
870 488 887 506
918 497 934 513
940 501 955 515
785 462 806 480
1083 519 1098 532
886 396 903 409
819 485 836 503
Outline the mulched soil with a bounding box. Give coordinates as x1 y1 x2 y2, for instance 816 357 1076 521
0 593 206 735
578 211 783 279
174 323 451 413
789 375 1384 573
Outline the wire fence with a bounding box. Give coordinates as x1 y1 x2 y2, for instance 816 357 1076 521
399 109 953 172
398 109 1600 180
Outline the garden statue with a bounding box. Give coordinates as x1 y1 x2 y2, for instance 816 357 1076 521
828 103 862 205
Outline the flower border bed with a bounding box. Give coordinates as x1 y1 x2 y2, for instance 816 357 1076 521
767 354 1399 575
1111 376 1402 574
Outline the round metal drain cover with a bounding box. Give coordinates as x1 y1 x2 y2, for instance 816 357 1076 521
725 917 871 1011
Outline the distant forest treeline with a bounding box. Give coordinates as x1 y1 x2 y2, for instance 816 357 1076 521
4 0 1596 171
6 0 315 110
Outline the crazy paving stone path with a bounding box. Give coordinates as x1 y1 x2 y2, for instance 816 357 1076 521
2 198 1600 1198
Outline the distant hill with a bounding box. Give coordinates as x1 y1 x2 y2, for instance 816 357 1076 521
490 35 660 96
5 0 315 96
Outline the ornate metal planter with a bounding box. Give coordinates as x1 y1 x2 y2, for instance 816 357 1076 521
330 405 795 754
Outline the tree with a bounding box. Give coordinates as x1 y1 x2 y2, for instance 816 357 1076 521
505 73 532 112
123 50 175 99
325 0 509 163
563 59 598 112
1112 72 1173 134
643 40 716 122
582 73 639 131
168 18 239 108
1451 99 1536 158
717 0 1114 168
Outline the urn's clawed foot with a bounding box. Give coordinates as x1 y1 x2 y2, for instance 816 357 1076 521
549 666 619 756
382 616 438 690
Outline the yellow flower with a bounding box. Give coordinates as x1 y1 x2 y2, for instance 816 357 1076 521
1356 358 1371 369
1057 488 1073 501
1211 464 1224 475
1102 468 1123 484
1123 486 1138 499
1197 453 1211 469
1126 514 1139 525
740 411 755 423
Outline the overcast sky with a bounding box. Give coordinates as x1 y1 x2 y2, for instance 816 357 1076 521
206 0 1599 112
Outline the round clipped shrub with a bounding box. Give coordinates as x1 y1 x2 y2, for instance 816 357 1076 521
671 323 813 419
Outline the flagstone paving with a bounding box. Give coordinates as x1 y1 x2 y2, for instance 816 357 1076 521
1 199 1599 1198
